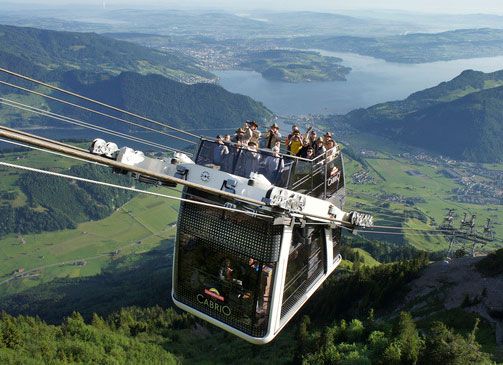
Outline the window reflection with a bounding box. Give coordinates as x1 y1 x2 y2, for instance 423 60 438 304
281 226 325 318
176 232 275 336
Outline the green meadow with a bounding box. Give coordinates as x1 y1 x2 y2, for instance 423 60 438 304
0 147 180 296
344 152 502 252
0 190 180 296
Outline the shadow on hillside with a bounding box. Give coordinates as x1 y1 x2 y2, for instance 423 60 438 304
0 240 174 324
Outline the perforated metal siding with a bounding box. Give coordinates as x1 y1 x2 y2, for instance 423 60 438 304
178 200 283 262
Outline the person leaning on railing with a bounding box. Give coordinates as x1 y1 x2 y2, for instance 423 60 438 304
313 137 326 157
324 139 338 163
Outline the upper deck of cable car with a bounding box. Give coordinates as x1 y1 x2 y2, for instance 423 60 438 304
194 136 345 207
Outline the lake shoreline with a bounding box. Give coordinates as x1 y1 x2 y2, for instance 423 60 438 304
215 52 503 115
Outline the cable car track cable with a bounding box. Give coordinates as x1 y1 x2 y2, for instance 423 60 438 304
0 127 267 207
0 161 274 220
342 226 456 238
0 98 180 154
0 126 490 234
0 79 198 146
0 124 89 153
0 137 107 166
0 67 201 139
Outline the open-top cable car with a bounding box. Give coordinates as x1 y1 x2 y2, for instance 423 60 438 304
88 136 372 344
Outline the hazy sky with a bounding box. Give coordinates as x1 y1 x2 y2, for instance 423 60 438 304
7 0 503 14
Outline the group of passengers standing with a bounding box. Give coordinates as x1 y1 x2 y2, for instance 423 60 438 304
212 120 338 183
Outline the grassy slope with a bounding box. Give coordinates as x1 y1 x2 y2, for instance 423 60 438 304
353 248 380 267
0 148 180 296
0 23 213 81
0 147 86 208
0 189 179 296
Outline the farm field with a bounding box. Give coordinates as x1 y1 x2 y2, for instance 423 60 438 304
344 153 502 252
0 186 180 297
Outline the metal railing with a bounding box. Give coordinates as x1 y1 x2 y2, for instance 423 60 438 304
195 139 344 198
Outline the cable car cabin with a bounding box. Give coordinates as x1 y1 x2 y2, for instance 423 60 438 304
172 139 346 344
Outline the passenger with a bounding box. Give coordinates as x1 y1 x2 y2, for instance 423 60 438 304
287 130 303 156
219 259 233 282
212 135 229 166
305 146 315 160
306 128 317 148
223 134 231 143
297 139 312 158
263 123 282 149
235 140 261 178
325 139 337 162
262 146 284 184
314 137 326 157
221 142 238 173
323 131 333 144
233 128 246 143
243 120 261 145
285 125 300 151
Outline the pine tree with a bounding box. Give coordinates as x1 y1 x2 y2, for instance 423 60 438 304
293 315 311 365
396 312 424 365
2 318 22 349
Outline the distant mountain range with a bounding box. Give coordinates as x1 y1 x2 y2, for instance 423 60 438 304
284 28 503 63
0 9 420 38
341 69 503 162
0 24 271 134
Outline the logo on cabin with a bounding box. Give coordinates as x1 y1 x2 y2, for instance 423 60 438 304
197 288 231 316
327 167 341 187
204 287 224 302
200 171 210 182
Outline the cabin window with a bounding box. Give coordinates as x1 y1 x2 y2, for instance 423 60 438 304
281 225 326 318
175 232 275 337
332 227 342 263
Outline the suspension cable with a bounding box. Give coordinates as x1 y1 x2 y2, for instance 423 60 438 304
0 98 181 154
0 79 197 146
0 67 201 139
0 161 273 219
0 124 89 153
342 226 450 238
365 224 451 233
0 137 106 166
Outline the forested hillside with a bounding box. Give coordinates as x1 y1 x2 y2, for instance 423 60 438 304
0 253 498 363
0 163 140 237
0 24 272 132
341 69 503 162
67 71 272 130
0 24 213 82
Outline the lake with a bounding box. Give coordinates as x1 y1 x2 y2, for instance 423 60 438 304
215 51 503 115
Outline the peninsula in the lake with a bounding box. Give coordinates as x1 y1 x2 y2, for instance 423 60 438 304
238 49 351 83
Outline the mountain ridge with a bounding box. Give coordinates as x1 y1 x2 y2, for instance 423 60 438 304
0 23 213 83
341 69 503 162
